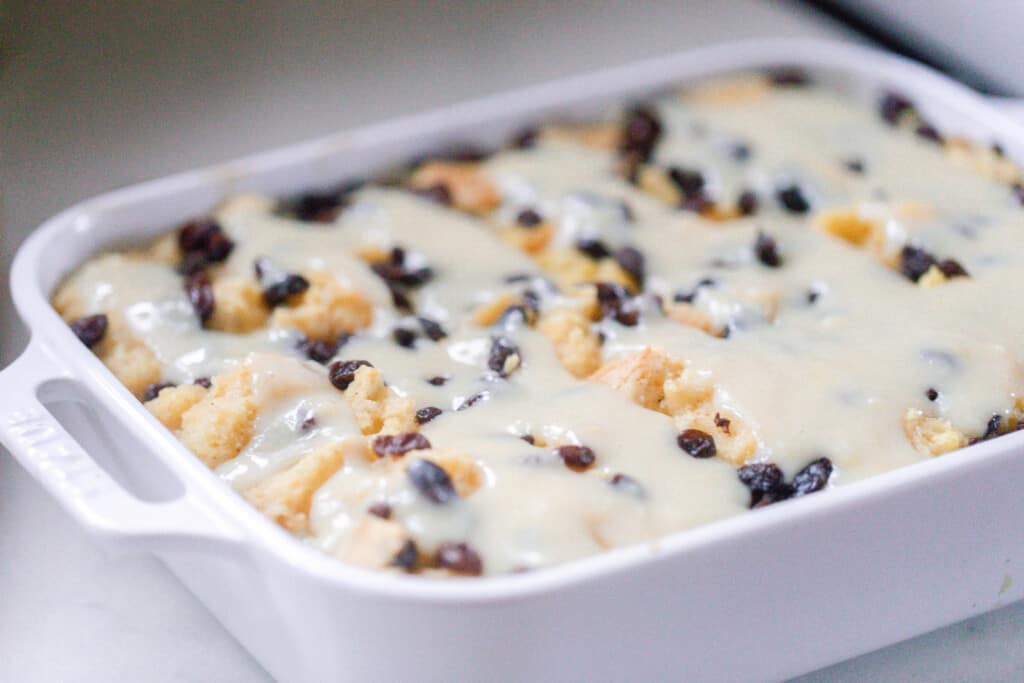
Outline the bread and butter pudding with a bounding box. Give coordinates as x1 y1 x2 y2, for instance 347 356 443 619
54 71 1024 576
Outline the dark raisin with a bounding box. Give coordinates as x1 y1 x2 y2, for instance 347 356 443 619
418 317 447 341
609 473 646 498
184 271 215 325
142 382 176 402
754 231 783 268
776 185 810 214
255 258 311 307
992 142 1006 157
844 158 865 174
971 414 1003 445
575 238 611 260
1013 183 1024 206
729 142 752 162
767 67 809 86
737 462 789 507
456 391 489 411
676 429 717 458
595 281 639 326
916 123 943 144
177 218 234 272
673 278 715 304
737 190 758 216
435 542 483 576
520 434 536 445
391 539 419 571
300 414 317 431
373 432 432 458
790 457 833 497
620 106 663 162
879 92 914 125
667 166 705 197
69 314 108 348
328 359 372 391
393 327 418 349
408 459 457 504
614 246 645 289
193 377 212 389
555 445 596 472
413 183 452 206
416 406 442 425
487 336 521 377
427 375 449 386
368 502 392 519
900 245 936 282
511 127 539 149
386 282 413 312
926 388 939 401
713 412 731 434
516 209 543 228
300 335 347 364
937 259 969 279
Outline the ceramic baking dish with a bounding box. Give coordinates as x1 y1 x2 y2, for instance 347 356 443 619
3 39 1024 682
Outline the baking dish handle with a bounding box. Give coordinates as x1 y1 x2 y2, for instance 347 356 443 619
0 341 241 554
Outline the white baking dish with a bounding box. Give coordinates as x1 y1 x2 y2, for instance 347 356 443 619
3 39 1024 682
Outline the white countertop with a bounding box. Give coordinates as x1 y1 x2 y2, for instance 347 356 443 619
2 2 1022 680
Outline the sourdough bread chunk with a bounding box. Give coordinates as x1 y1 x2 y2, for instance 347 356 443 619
53 72 1024 576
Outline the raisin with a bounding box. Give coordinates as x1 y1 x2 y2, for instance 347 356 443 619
177 218 234 273
408 459 457 504
713 412 731 434
729 142 752 162
511 127 538 149
937 259 969 279
754 231 783 268
393 327 418 349
300 334 349 364
487 336 521 378
328 359 372 391
416 407 442 425
844 158 865 174
971 414 1003 445
300 414 317 431
413 183 453 206
926 388 939 401
255 257 310 307
776 185 810 214
516 209 543 227
668 166 705 198
184 271 215 325
368 502 392 519
737 190 758 216
737 463 793 507
435 542 483 576
418 317 447 341
520 434 536 445
614 246 645 288
879 92 914 125
193 377 212 389
427 375 449 386
575 238 611 260
916 123 943 144
596 281 639 326
555 445 596 472
455 391 489 411
142 382 176 402
373 432 432 458
767 67 809 86
673 278 716 303
69 314 108 348
676 429 717 458
790 457 833 497
620 106 663 162
391 539 419 571
609 473 646 498
900 245 936 282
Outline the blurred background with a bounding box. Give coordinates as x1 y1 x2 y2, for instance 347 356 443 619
2 2 1024 681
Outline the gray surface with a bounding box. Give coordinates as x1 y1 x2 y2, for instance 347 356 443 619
1 2 1021 681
